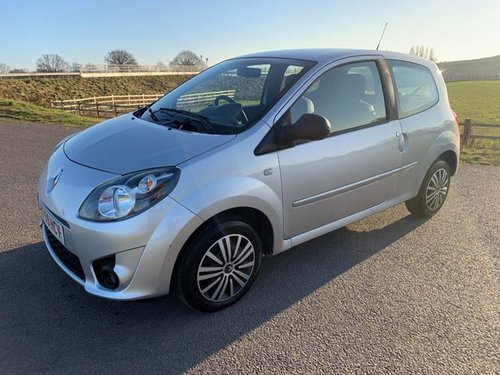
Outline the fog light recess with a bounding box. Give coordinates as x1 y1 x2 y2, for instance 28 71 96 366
93 256 120 290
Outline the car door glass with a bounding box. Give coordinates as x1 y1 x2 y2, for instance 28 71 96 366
389 60 439 118
289 61 387 133
279 65 305 91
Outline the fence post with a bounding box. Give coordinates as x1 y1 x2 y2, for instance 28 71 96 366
96 102 100 117
78 102 81 116
461 118 473 147
114 103 118 117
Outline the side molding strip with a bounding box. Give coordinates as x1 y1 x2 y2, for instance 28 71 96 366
292 162 418 207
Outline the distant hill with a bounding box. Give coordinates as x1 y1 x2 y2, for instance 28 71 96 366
438 55 500 82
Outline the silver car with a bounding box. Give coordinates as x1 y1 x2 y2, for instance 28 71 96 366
38 49 460 311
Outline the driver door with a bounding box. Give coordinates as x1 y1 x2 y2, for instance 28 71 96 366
278 59 403 238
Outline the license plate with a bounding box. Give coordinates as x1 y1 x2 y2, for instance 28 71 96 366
42 207 65 245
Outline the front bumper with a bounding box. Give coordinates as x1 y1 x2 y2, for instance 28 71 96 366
39 147 203 300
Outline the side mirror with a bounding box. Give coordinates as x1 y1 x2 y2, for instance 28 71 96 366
283 113 331 141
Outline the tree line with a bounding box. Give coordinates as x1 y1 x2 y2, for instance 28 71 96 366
1 46 439 74
0 50 208 73
409 45 437 62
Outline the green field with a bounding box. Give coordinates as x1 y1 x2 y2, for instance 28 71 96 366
445 80 500 165
447 80 500 125
447 80 500 141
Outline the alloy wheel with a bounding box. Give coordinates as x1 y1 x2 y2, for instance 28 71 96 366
197 234 256 302
425 168 449 212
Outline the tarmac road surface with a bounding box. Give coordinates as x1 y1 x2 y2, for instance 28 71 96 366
0 120 498 374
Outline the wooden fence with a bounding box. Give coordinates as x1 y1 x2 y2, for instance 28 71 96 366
460 119 500 147
51 94 163 118
0 64 201 80
176 90 235 109
79 64 204 73
51 90 236 118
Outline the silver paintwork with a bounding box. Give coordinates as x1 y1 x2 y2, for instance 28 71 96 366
38 48 459 301
64 114 235 174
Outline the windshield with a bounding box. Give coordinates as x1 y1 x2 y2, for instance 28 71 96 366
139 57 314 134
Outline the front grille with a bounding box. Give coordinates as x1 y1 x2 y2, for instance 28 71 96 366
45 227 85 280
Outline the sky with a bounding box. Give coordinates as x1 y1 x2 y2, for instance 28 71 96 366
1 0 499 70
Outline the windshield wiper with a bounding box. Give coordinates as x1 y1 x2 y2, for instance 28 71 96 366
157 108 215 134
148 107 159 121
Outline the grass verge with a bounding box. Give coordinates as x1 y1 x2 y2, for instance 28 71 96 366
460 139 500 166
0 98 99 127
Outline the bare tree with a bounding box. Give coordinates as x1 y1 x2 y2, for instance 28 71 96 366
409 45 437 62
70 62 81 72
156 61 167 71
428 48 436 62
105 50 137 65
419 46 425 58
36 54 69 72
9 68 27 73
170 50 202 66
0 63 10 73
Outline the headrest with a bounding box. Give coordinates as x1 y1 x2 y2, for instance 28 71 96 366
284 73 299 88
342 74 366 96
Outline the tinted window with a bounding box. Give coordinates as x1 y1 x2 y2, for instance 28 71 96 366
389 60 438 118
288 61 387 133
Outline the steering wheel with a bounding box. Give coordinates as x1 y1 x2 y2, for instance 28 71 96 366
214 95 235 106
213 95 249 124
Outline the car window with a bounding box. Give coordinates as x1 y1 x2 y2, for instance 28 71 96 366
288 61 387 133
279 65 305 91
389 60 438 118
142 58 314 134
176 64 269 112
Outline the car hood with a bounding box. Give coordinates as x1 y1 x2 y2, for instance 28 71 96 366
64 115 236 174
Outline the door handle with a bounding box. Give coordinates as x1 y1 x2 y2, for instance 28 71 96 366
397 132 407 152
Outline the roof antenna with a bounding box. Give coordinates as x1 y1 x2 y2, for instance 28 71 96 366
376 22 388 50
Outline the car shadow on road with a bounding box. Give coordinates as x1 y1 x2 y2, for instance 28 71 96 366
0 208 426 374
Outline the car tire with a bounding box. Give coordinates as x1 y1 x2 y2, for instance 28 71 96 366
174 216 262 312
405 159 451 218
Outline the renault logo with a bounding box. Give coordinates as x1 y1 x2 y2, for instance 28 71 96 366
48 168 63 193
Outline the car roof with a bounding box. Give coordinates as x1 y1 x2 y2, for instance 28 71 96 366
238 48 436 69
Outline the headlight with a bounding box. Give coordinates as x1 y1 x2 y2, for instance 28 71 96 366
79 167 180 221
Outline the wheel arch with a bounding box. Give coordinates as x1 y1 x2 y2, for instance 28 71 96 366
189 207 275 256
437 149 458 176
424 129 459 176
169 206 275 294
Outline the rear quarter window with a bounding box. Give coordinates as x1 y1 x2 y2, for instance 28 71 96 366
389 60 439 118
